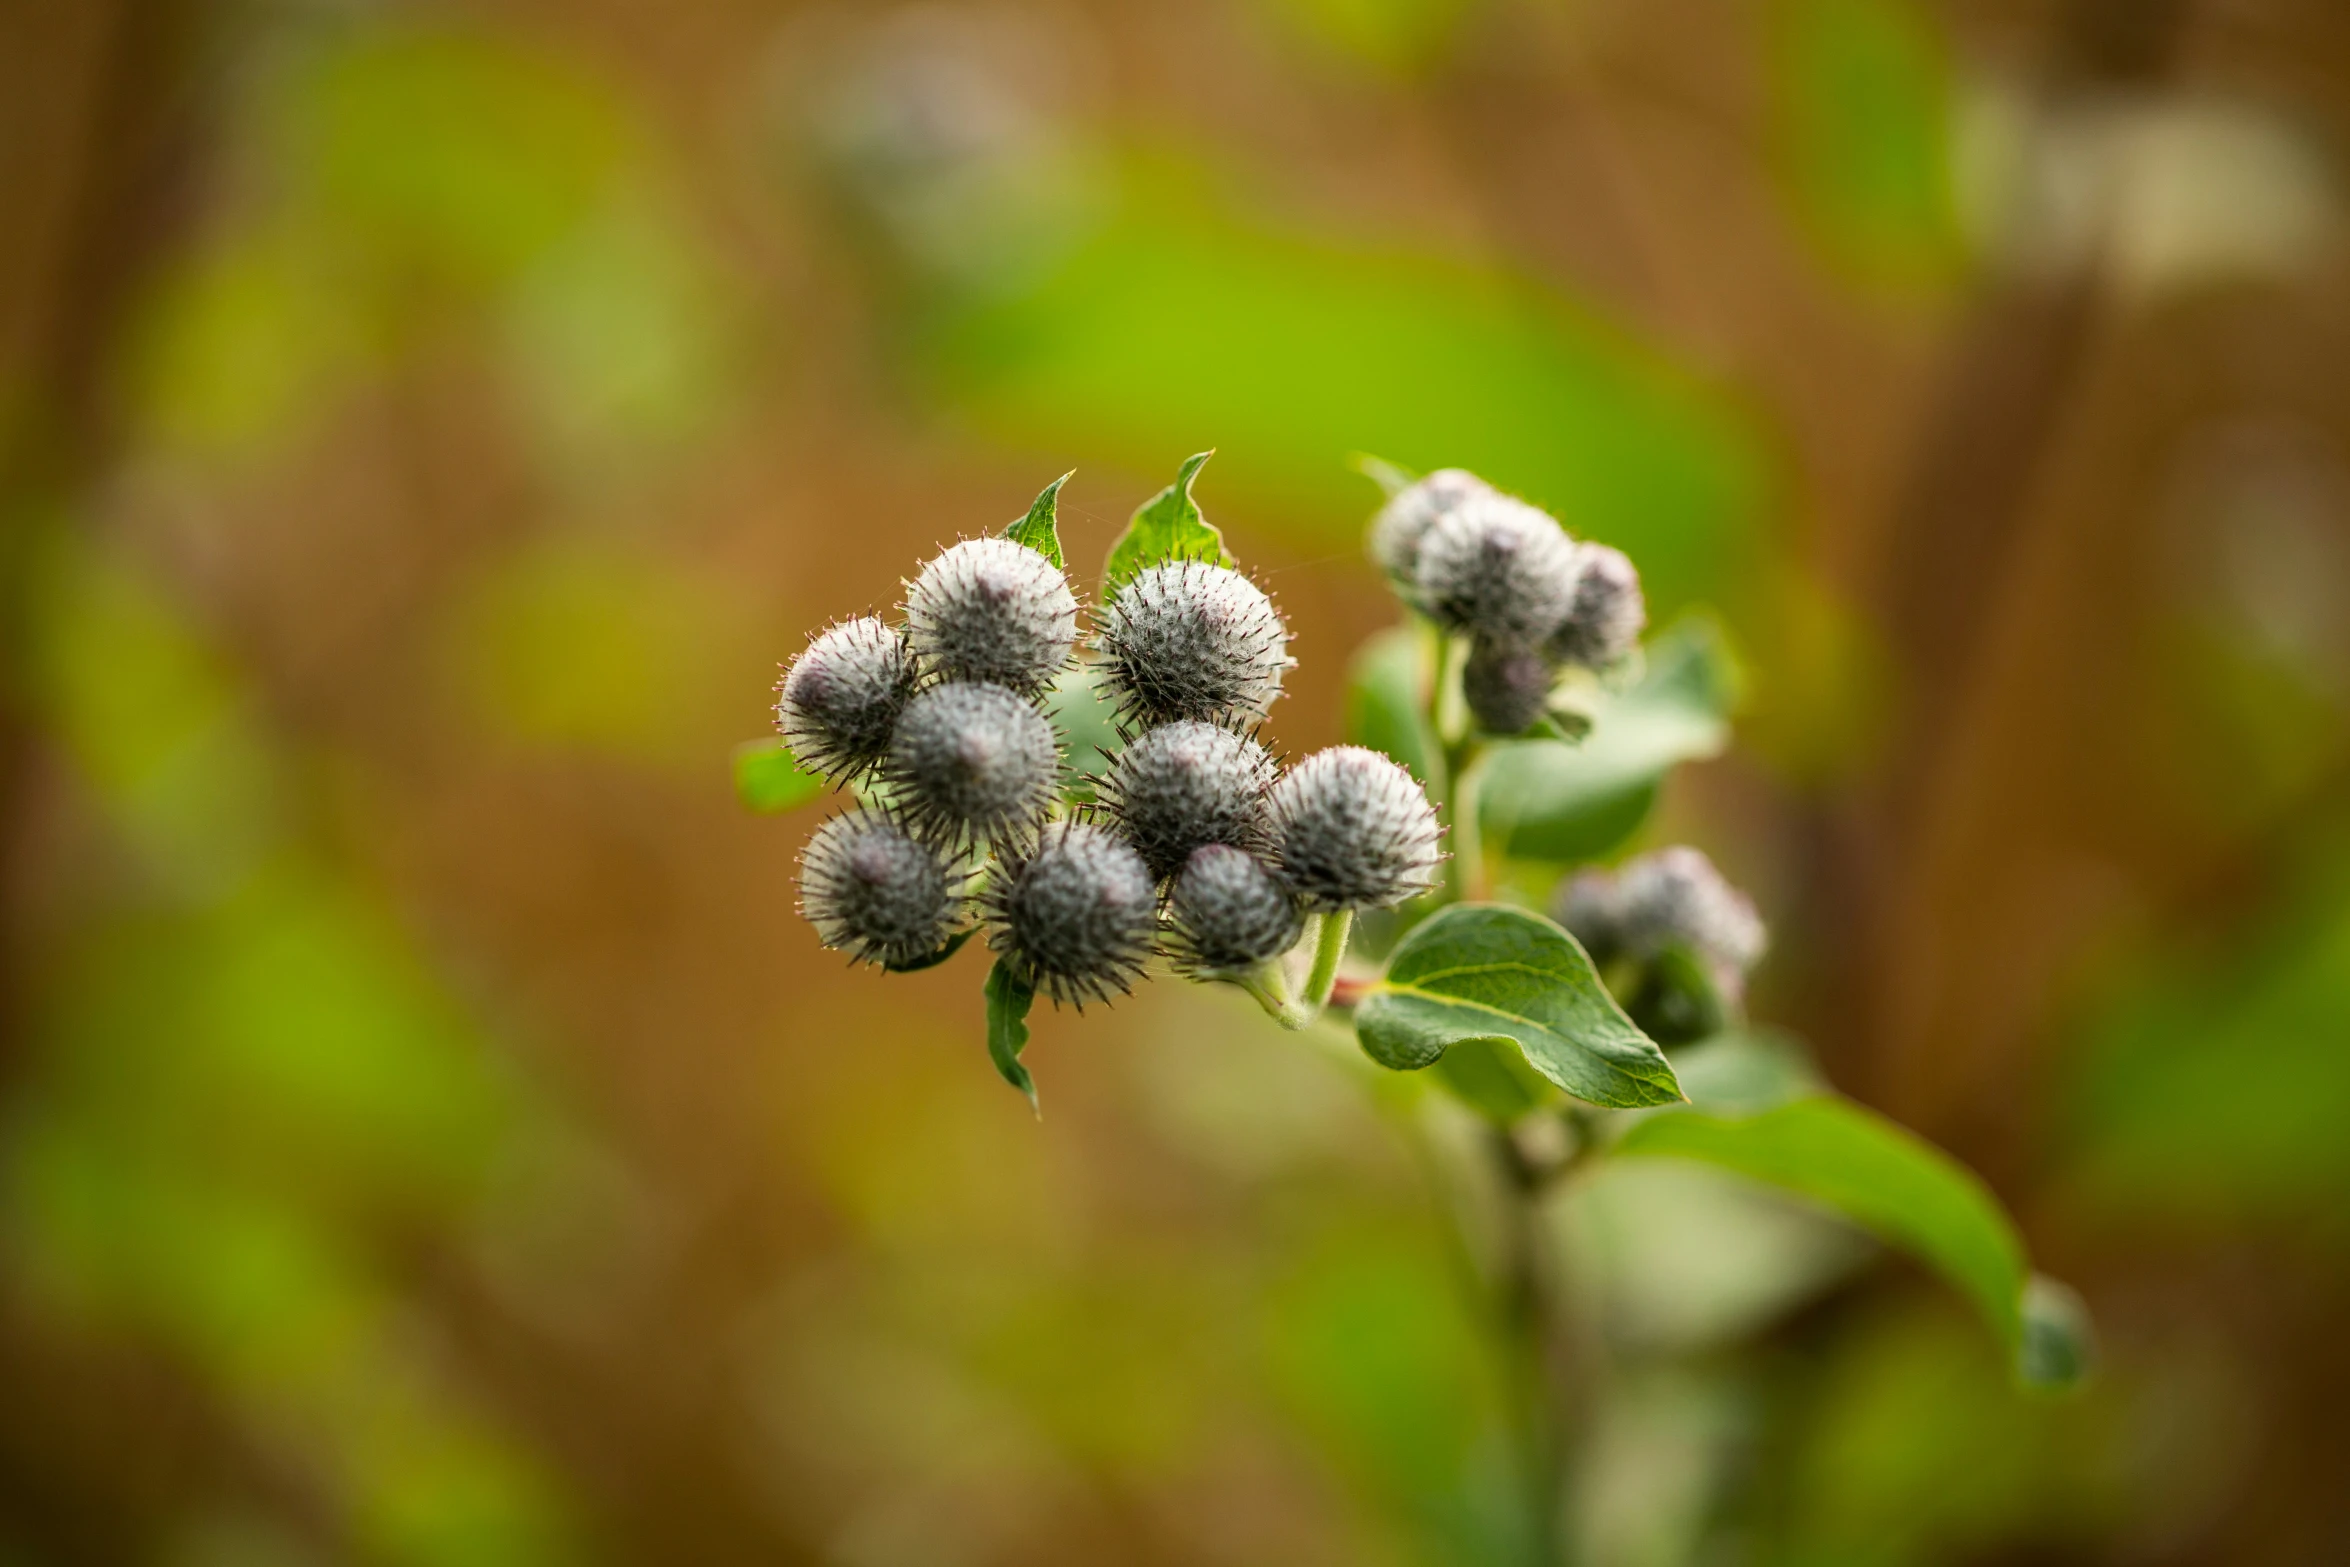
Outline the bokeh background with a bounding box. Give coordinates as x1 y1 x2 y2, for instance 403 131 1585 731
3 0 2348 1562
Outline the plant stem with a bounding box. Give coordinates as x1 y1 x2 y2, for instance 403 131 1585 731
1302 909 1353 1012
1489 1124 1568 1567
1235 911 1355 1030
1443 739 1488 905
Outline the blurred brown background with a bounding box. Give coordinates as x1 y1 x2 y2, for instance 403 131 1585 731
3 0 2347 1562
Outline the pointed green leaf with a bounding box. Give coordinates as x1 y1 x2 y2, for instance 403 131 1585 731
1005 470 1072 569
1613 1093 2089 1388
733 737 824 814
1100 451 1231 598
884 928 975 974
1355 904 1683 1108
984 958 1039 1111
1351 452 1417 498
1479 618 1738 862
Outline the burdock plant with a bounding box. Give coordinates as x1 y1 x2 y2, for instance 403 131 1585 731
741 453 2094 1563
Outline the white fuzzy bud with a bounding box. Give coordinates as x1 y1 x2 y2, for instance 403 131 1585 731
1545 543 1646 670
1266 745 1444 912
906 537 1078 696
1095 560 1290 728
1415 493 1580 646
1097 720 1276 881
1166 844 1304 973
798 808 965 967
1461 638 1555 736
776 617 918 783
884 680 1060 846
1370 469 1493 599
983 821 1157 1007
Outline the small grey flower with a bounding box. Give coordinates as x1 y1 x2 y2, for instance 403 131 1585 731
1461 638 1555 736
1618 846 1766 982
1552 869 1628 963
1266 745 1444 912
798 808 966 967
1415 493 1580 647
883 680 1060 846
1095 560 1290 728
1545 542 1646 670
1097 719 1277 881
1166 844 1304 973
983 821 1158 1007
906 536 1078 696
776 617 918 783
1556 846 1765 997
1370 468 1493 600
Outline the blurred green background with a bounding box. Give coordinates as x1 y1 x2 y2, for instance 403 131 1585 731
2 0 2347 1562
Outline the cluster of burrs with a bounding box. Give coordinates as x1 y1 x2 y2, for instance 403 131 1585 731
1371 468 1648 735
779 523 1443 1010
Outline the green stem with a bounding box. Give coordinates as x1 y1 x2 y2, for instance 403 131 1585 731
1443 740 1488 905
1302 909 1353 1012
1235 911 1355 1030
1490 1125 1569 1567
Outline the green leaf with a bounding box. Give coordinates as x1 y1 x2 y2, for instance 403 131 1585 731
732 738 824 814
1350 451 1417 498
1004 470 1072 569
2018 1275 2096 1390
1428 1034 1560 1123
884 928 975 974
984 958 1039 1111
1043 663 1121 802
1479 618 1738 862
1613 1094 2087 1387
1343 625 1441 788
1100 451 1232 598
1355 904 1683 1109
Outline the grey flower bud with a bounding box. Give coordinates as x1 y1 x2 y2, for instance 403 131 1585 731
1266 745 1444 911
1544 542 1646 670
1415 494 1580 646
1617 846 1766 982
983 821 1157 1007
906 537 1078 696
1462 638 1555 736
1370 468 1493 598
776 617 918 783
798 808 966 967
884 680 1060 846
1551 869 1628 963
1095 560 1290 728
1166 844 1304 973
1097 719 1276 881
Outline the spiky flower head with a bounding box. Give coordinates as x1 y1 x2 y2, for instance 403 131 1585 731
798 808 966 968
883 680 1059 846
1415 493 1580 646
1097 719 1276 881
1461 638 1554 736
1555 846 1765 995
1166 844 1304 974
983 821 1157 1007
1266 745 1444 912
1618 846 1766 981
905 536 1078 696
1095 560 1290 728
1553 869 1629 965
776 617 918 783
1545 542 1646 670
1370 468 1493 598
